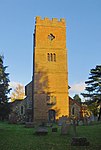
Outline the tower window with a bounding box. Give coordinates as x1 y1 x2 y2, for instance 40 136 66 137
47 53 50 61
51 53 53 61
48 33 55 41
47 53 56 62
53 53 56 62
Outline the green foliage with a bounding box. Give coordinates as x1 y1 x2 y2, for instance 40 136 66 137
81 65 101 101
87 102 98 116
0 55 11 120
81 65 101 118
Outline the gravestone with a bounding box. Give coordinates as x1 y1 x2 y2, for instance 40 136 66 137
25 122 34 128
71 137 90 146
61 122 71 135
35 127 48 135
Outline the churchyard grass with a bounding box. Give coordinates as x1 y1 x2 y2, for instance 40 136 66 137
0 121 101 150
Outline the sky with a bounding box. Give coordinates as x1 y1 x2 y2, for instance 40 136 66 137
0 0 101 98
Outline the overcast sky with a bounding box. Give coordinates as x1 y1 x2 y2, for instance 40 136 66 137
0 0 101 98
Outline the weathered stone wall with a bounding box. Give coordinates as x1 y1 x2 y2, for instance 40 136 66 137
9 100 26 123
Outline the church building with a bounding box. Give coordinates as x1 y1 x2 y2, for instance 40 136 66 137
8 17 83 124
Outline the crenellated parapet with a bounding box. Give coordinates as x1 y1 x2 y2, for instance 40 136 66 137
35 16 66 27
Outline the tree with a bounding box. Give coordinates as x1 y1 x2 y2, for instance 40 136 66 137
0 55 11 120
81 65 101 120
11 84 25 102
73 94 81 104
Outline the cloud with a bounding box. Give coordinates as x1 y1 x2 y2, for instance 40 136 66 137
69 82 85 97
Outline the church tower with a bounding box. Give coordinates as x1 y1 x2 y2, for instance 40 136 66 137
33 16 69 123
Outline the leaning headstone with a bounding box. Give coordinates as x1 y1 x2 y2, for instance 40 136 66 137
61 122 71 135
71 137 90 146
35 127 48 136
25 122 34 128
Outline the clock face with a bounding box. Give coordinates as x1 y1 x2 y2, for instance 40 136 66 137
48 33 55 41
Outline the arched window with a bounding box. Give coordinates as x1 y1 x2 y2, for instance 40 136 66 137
53 53 56 62
21 106 24 114
51 53 53 61
48 109 56 122
47 53 50 61
72 107 75 115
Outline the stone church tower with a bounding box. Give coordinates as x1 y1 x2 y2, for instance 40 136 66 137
32 16 69 123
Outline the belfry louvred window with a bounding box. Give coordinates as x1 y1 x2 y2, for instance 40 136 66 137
47 53 56 62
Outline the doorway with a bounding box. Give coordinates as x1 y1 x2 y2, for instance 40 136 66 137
48 109 56 122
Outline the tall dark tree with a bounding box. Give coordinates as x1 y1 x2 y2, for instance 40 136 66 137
0 55 11 120
81 65 101 120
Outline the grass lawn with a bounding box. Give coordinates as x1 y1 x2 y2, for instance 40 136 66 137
0 121 101 150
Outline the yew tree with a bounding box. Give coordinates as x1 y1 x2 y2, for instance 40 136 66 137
0 55 11 120
81 65 101 120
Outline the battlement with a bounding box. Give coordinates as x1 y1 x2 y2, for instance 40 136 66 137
35 16 66 26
